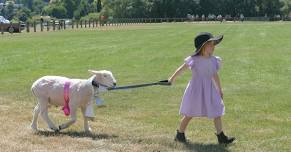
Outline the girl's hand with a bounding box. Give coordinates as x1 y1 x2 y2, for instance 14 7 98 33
168 63 188 86
168 77 175 85
219 90 223 99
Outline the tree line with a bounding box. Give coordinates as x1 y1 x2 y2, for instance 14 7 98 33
1 0 291 22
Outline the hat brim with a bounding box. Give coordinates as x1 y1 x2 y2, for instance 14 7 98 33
192 35 223 56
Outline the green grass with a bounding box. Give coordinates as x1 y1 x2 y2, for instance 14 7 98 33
0 22 291 151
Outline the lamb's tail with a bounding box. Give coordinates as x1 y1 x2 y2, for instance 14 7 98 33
31 81 37 97
31 79 42 102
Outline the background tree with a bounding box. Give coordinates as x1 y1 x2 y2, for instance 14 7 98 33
3 0 291 21
97 0 102 12
14 7 31 21
43 4 67 18
280 0 291 17
77 0 90 17
31 0 46 15
256 0 283 16
20 0 33 10
62 0 76 18
6 1 15 20
100 3 113 18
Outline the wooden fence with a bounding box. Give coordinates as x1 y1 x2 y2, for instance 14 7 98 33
2 17 288 34
1 18 189 34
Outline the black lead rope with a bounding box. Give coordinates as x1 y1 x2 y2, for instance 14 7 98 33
108 80 171 91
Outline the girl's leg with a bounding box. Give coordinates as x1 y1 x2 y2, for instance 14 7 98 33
179 116 192 133
175 116 192 142
214 116 223 134
214 116 236 144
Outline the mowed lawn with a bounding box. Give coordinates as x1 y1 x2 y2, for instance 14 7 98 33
0 22 290 152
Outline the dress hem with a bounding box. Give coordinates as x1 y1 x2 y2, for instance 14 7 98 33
179 112 225 119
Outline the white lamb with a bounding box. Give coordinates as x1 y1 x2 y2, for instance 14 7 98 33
30 70 116 132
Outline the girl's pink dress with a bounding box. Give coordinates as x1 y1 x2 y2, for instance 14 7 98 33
180 55 225 118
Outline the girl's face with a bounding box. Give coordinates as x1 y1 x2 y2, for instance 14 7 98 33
203 41 215 56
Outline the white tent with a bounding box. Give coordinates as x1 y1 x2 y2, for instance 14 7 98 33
0 16 10 23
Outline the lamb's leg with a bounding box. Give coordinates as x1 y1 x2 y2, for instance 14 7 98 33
31 103 40 131
81 107 91 133
58 106 77 131
39 98 58 131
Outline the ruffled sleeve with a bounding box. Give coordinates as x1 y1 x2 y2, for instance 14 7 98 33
184 56 195 68
214 56 222 71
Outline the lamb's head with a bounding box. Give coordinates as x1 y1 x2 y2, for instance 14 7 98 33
88 70 117 88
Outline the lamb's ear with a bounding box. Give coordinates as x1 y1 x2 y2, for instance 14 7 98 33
88 70 102 80
89 75 96 82
88 70 99 75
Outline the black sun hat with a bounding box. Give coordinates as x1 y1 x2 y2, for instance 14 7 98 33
192 32 223 56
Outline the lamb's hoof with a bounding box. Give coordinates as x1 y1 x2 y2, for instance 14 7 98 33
84 128 92 134
50 127 60 133
31 124 38 132
54 129 60 133
31 127 38 132
58 125 63 131
86 116 95 121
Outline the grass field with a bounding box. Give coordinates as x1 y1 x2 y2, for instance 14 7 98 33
0 22 291 152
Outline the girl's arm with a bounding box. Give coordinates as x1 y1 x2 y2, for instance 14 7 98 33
168 63 188 84
213 72 223 99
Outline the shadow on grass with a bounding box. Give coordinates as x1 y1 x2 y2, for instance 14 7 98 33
182 141 231 152
35 130 118 140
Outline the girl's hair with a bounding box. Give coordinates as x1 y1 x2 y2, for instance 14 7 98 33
197 43 207 56
197 41 214 56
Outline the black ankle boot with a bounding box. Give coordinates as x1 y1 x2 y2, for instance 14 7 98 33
175 130 186 143
216 131 235 144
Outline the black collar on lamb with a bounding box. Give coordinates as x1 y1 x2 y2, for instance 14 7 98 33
92 80 109 88
92 80 99 88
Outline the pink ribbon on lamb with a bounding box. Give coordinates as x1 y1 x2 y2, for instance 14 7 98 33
62 81 71 116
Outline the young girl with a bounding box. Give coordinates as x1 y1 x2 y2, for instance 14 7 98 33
168 32 235 144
